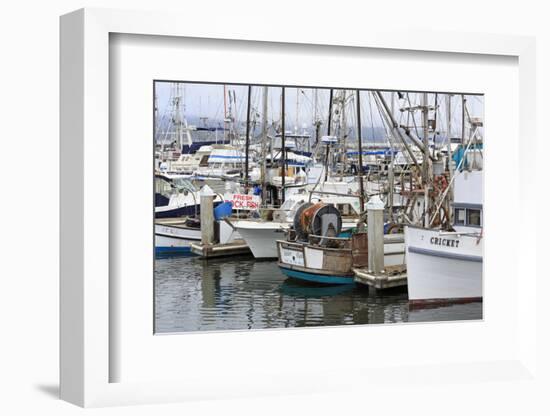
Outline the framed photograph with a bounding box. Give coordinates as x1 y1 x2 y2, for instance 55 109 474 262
60 8 538 408
152 79 485 334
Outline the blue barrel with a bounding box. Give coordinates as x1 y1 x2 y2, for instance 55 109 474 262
214 201 233 220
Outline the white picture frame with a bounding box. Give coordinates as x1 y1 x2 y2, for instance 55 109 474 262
60 7 538 408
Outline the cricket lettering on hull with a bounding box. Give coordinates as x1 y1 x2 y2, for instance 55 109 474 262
429 236 460 248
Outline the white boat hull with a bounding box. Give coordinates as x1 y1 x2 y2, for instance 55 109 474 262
155 222 201 255
233 219 359 259
405 226 483 301
231 221 287 258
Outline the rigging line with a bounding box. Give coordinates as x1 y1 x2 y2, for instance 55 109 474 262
298 88 314 112
367 90 376 142
379 94 395 150
471 95 484 105
433 95 444 151
429 125 480 227
372 92 392 138
433 93 438 156
406 92 421 140
373 91 421 174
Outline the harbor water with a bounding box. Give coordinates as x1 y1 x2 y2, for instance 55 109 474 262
155 255 482 333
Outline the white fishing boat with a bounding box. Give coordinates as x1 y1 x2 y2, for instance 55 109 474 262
194 145 250 178
266 150 312 187
405 169 483 303
231 182 363 259
167 145 214 174
155 174 225 218
155 218 202 256
156 213 241 256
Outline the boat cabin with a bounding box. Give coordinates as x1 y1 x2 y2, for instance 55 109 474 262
452 169 483 230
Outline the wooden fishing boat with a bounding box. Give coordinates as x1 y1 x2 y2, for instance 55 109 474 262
276 202 405 284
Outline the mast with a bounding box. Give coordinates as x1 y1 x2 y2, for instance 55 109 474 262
313 88 321 149
230 90 235 146
386 92 396 221
446 94 454 227
281 87 286 202
433 93 438 159
327 89 334 135
244 85 252 190
182 85 192 149
154 84 158 141
447 95 452 170
174 83 183 152
387 145 395 221
340 90 347 181
154 83 162 160
223 85 227 142
260 86 269 201
356 90 365 212
324 89 334 181
295 88 300 133
313 88 318 125
422 92 430 228
461 93 466 146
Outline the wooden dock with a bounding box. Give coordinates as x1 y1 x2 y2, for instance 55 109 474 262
353 264 407 290
190 239 252 259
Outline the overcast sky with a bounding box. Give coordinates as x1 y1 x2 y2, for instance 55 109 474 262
154 81 484 138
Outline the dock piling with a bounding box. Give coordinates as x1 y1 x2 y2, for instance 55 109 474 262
367 195 385 274
200 185 215 245
354 196 407 290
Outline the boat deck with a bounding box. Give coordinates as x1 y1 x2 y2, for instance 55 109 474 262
155 217 201 228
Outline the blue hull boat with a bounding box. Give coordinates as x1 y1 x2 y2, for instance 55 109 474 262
279 266 355 285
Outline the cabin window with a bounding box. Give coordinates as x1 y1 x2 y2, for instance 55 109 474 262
199 155 209 166
467 209 481 226
454 208 466 225
454 207 482 227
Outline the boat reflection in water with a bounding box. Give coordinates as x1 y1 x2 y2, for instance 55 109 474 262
155 256 482 333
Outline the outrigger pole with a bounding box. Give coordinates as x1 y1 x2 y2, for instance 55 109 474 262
374 91 421 171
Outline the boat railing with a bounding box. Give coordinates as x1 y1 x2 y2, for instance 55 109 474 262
307 234 353 249
258 207 291 212
308 190 362 199
438 230 482 237
308 234 351 241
